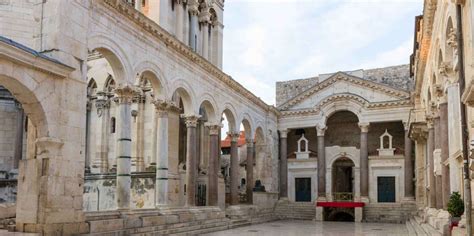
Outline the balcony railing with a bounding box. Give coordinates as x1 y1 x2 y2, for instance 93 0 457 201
332 192 353 202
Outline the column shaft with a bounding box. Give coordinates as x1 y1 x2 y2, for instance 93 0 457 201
427 123 436 208
246 140 255 204
359 124 369 199
115 85 136 210
208 125 220 206
202 23 209 59
280 131 288 199
440 103 450 209
404 128 414 198
230 133 240 205
175 2 183 41
183 115 199 206
154 101 170 206
434 117 443 209
188 2 199 51
134 96 145 172
317 127 326 199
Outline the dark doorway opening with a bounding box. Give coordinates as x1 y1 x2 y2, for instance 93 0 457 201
295 178 311 202
324 207 355 222
377 176 396 202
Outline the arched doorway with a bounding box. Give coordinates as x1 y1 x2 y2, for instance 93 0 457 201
332 157 355 202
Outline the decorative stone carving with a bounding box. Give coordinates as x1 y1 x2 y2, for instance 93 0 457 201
358 122 370 133
153 99 176 117
95 91 110 117
206 123 222 136
228 132 240 142
181 114 201 127
316 125 327 136
279 129 288 138
377 129 395 156
295 134 310 160
114 83 139 104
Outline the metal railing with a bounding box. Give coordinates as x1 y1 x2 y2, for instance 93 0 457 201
332 192 353 202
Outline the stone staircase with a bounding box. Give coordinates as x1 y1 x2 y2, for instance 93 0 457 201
405 216 443 236
82 205 279 236
275 201 315 220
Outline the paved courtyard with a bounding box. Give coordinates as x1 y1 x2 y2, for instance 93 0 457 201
203 220 409 236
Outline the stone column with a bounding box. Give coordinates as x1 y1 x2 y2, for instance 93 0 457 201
114 84 137 210
13 103 24 169
182 114 200 206
280 130 288 199
359 123 369 200
427 119 436 208
404 124 414 200
188 0 199 51
434 116 443 209
175 1 184 41
317 126 327 200
229 132 240 205
134 94 146 172
134 0 142 11
95 91 110 173
153 100 171 207
199 6 210 59
246 138 255 204
439 102 450 209
207 124 221 206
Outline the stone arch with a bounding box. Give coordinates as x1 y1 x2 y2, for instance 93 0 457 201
239 113 254 138
197 93 219 124
318 94 366 126
88 34 131 85
0 74 49 138
444 16 455 63
254 126 265 145
170 80 196 114
221 103 238 133
133 61 169 99
199 99 218 124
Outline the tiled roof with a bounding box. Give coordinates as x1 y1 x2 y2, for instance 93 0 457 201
221 131 246 148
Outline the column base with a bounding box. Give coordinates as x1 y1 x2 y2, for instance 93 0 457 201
355 207 363 222
360 196 369 203
315 206 324 221
317 196 327 202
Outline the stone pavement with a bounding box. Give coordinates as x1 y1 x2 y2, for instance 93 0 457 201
202 220 409 236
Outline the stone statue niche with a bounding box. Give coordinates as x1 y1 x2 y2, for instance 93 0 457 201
296 134 310 159
377 129 395 156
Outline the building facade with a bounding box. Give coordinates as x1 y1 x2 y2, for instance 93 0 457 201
2 0 474 235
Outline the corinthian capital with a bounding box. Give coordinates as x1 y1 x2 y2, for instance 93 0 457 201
181 114 201 127
206 123 222 136
228 132 240 142
188 0 199 15
114 83 139 104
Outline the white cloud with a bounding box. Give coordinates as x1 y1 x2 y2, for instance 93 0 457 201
223 1 422 105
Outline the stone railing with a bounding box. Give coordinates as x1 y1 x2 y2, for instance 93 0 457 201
332 192 354 202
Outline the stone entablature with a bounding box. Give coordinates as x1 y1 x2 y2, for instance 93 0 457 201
278 72 410 111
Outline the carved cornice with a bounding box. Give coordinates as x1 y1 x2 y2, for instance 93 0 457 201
278 73 410 110
279 93 412 118
98 0 277 115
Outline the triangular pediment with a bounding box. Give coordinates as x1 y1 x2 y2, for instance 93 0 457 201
278 72 410 110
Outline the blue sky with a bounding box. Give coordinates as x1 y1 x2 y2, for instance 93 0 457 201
222 0 423 105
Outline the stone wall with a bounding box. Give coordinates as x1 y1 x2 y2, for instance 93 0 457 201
275 65 413 107
83 173 155 211
0 0 38 48
364 202 416 223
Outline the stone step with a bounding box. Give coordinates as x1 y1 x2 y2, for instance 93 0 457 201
409 218 428 236
130 219 230 235
420 222 442 236
405 219 416 236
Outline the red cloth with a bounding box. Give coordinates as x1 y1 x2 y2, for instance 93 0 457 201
316 202 365 208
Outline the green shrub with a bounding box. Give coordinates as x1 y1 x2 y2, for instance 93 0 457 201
447 192 464 218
